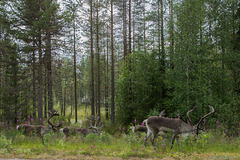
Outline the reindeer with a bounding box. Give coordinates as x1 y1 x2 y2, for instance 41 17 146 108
130 110 167 134
17 109 61 136
60 115 102 139
143 105 214 149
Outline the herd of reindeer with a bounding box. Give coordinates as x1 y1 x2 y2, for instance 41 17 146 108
16 105 214 149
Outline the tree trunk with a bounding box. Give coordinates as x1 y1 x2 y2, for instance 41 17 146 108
143 0 146 53
123 0 127 60
46 31 53 111
169 0 174 69
90 0 95 116
44 60 47 118
105 26 109 119
160 0 165 67
73 20 77 123
157 0 161 60
38 32 43 125
32 42 36 119
96 0 101 118
111 0 115 124
129 0 132 54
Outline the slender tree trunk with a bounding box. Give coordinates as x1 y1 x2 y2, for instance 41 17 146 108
96 0 101 118
0 27 1 114
143 0 146 53
38 33 43 125
129 0 132 54
105 26 109 119
37 0 43 125
64 87 66 116
46 31 53 111
73 20 77 123
32 42 36 119
123 0 127 60
169 0 174 69
132 0 135 52
160 0 165 67
90 0 95 116
111 0 115 124
44 60 47 118
157 0 161 60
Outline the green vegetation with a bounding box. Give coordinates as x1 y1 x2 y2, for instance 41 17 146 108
0 127 240 159
1 106 240 159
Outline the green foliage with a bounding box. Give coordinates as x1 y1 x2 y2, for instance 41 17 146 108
85 133 99 143
0 128 240 159
0 134 12 148
116 50 164 125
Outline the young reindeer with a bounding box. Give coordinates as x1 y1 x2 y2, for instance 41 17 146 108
17 109 61 136
60 115 103 139
143 105 214 149
130 110 167 134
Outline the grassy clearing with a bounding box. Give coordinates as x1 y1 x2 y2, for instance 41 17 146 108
0 105 240 159
0 128 240 159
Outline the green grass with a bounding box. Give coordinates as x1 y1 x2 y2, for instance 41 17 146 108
0 128 240 159
1 105 240 159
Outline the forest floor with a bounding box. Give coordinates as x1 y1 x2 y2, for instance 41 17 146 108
0 153 240 160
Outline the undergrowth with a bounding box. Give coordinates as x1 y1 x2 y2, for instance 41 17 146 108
0 128 240 159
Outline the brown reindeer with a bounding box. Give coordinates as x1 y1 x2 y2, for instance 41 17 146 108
17 109 61 136
60 115 102 139
130 110 167 134
143 106 214 149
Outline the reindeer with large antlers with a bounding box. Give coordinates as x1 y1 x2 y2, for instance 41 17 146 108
17 109 62 136
143 106 214 149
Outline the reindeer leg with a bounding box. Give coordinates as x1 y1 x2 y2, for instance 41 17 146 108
171 127 181 149
151 131 158 146
144 129 151 146
171 131 178 149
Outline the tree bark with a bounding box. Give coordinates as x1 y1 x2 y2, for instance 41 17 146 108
46 31 53 112
38 31 43 125
129 0 132 54
169 0 174 69
105 25 109 119
32 42 36 119
73 20 77 123
123 0 127 60
90 0 95 116
96 0 101 118
111 0 115 124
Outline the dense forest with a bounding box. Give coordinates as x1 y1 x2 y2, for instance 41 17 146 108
0 0 240 135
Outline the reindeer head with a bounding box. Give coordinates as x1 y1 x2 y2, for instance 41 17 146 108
187 105 215 135
87 115 103 134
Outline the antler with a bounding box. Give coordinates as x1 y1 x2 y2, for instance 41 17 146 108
176 110 181 119
47 109 60 130
196 106 214 135
88 115 103 130
159 110 166 117
187 105 199 126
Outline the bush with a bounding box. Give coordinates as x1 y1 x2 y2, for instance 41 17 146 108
85 133 98 143
98 132 113 144
0 134 12 150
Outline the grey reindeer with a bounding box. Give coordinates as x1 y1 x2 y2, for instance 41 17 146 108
143 105 214 149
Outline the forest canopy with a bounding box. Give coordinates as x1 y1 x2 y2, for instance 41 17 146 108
0 0 240 135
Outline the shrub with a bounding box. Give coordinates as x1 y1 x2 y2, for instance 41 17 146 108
85 133 98 143
0 134 12 150
98 132 113 144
